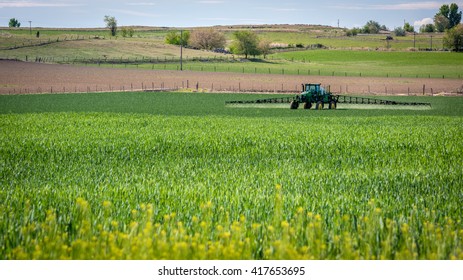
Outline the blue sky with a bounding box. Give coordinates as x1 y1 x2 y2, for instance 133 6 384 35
1 0 462 30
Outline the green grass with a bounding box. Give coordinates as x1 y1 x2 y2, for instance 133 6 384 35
74 50 463 79
1 92 462 259
271 50 463 78
1 27 459 79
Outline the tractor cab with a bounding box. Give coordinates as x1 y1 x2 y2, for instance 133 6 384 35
302 83 325 96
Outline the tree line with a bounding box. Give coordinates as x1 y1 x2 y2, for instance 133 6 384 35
165 29 271 59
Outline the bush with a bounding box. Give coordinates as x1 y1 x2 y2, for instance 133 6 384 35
121 27 134 38
346 28 360 36
420 24 436 33
165 31 190 46
394 27 406 37
443 24 463 51
363 20 381 34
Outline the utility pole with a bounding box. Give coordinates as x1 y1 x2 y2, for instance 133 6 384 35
180 30 183 71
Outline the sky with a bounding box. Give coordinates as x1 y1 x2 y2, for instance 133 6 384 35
1 0 462 30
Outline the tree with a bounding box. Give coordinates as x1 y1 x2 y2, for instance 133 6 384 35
258 40 271 59
9 18 20 28
404 22 414 33
104 15 117 36
420 24 436 33
443 24 463 51
165 31 190 46
230 31 260 59
189 29 226 50
434 14 450 32
448 3 462 28
362 20 381 34
434 3 462 30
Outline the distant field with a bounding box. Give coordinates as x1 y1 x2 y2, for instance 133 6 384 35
1 92 462 259
270 50 463 78
66 49 462 79
0 26 458 80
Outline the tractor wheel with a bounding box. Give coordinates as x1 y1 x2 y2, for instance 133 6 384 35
290 101 299 109
303 102 312 109
329 101 337 110
316 101 324 110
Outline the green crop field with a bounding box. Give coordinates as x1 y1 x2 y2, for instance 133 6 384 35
92 49 462 79
1 92 462 260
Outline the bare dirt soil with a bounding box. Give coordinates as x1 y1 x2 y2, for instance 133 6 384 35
1 60 462 95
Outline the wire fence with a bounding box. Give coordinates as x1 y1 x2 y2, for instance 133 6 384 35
4 79 461 96
0 35 103 51
4 54 461 80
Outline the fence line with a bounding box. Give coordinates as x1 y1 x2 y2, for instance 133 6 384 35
0 35 103 51
7 55 459 80
4 80 460 96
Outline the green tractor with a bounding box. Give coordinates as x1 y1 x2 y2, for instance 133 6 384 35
225 83 431 109
290 83 338 110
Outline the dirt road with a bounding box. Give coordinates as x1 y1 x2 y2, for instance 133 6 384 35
1 60 462 95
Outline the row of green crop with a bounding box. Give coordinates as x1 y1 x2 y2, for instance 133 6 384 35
1 92 462 259
64 59 461 79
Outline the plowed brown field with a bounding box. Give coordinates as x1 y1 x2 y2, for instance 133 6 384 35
1 60 462 95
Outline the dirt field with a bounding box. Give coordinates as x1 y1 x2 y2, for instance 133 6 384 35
1 60 462 95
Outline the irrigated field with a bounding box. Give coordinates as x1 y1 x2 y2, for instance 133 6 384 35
1 92 462 259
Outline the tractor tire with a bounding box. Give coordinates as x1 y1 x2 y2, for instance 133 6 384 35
329 101 337 110
316 101 324 110
303 102 312 109
290 101 299 109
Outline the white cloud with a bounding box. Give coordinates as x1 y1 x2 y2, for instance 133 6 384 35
0 1 82 8
414 17 433 29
